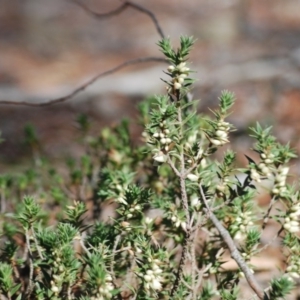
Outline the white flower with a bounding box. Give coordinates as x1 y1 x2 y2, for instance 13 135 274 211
167 65 175 72
280 167 289 175
190 195 199 207
181 221 187 231
210 139 223 146
264 158 273 164
179 73 187 78
145 217 153 224
160 138 167 144
144 274 152 282
215 130 227 139
153 152 167 163
174 82 182 89
186 173 199 182
151 278 162 290
250 169 261 182
171 215 177 222
165 138 172 144
51 286 59 293
177 77 185 84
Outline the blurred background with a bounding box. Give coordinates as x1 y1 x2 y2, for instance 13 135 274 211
0 0 300 172
1 1 300 297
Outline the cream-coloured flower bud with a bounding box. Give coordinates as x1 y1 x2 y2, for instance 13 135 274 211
167 65 175 72
289 220 299 227
264 158 273 164
160 138 167 144
165 138 172 144
187 173 199 182
151 278 162 290
190 195 199 207
289 272 300 279
51 286 59 293
153 152 167 163
171 215 177 222
117 196 127 204
261 166 270 175
127 213 133 219
121 221 130 228
174 82 182 89
201 158 207 168
144 274 152 282
196 147 204 159
216 184 225 192
275 174 286 183
210 139 222 146
291 204 300 213
216 130 227 138
286 266 294 272
177 77 185 84
280 167 289 175
289 226 299 233
272 188 280 195
181 67 190 73
250 169 261 182
260 153 267 159
164 129 170 134
136 247 142 254
181 221 187 231
154 268 162 274
153 132 159 138
177 62 186 68
290 212 300 220
145 217 153 224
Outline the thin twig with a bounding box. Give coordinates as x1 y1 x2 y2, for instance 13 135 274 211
71 0 165 39
31 227 44 260
24 229 34 297
253 227 284 255
199 184 268 300
170 94 195 297
167 155 181 177
0 57 167 107
170 234 190 297
262 196 276 230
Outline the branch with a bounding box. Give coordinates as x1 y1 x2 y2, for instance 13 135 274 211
0 57 167 107
71 0 165 39
199 184 268 300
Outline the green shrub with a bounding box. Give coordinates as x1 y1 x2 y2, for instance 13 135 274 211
0 36 298 300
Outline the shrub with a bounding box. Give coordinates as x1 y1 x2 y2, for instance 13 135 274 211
0 36 298 300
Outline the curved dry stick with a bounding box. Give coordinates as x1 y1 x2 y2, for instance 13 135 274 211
0 57 167 107
72 0 165 39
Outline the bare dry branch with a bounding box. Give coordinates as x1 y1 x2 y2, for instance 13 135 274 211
0 57 167 107
199 184 268 300
71 0 165 39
